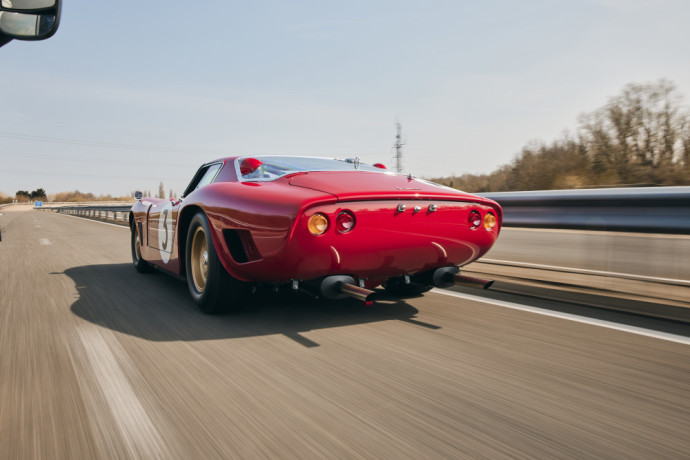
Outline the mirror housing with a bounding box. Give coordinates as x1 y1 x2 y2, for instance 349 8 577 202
134 191 143 201
0 0 60 46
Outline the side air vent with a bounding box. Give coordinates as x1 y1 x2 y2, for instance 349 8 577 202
223 229 261 264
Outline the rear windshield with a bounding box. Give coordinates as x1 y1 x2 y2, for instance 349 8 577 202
236 156 386 181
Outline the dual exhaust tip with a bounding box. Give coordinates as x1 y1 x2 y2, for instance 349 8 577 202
320 276 376 305
319 268 493 304
429 266 494 290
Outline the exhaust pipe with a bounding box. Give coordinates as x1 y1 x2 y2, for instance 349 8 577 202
339 283 376 304
453 273 494 290
320 275 376 304
420 266 494 290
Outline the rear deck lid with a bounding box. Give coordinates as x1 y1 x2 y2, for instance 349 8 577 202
288 171 494 205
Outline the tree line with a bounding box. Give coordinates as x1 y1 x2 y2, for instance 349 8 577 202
0 190 135 204
431 80 690 192
0 185 177 204
13 189 46 202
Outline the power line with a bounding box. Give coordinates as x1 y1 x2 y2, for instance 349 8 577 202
0 168 189 181
0 151 197 168
0 131 225 155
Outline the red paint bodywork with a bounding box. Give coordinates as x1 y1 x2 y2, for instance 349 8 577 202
131 157 502 288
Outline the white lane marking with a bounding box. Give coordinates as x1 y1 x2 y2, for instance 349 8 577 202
56 212 129 229
432 289 690 346
479 258 690 286
39 238 52 245
72 327 170 458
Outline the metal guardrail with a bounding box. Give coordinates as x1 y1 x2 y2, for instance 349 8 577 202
482 186 690 234
41 204 133 225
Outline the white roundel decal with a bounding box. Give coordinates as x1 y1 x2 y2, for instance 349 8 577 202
158 201 174 263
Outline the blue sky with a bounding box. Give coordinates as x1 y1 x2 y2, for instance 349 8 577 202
2 0 689 196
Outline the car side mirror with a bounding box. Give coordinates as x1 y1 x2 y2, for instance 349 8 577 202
134 191 143 200
0 0 60 46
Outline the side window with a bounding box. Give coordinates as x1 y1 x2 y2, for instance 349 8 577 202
182 163 223 198
195 163 222 190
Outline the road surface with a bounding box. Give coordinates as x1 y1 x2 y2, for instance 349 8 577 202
1 206 689 459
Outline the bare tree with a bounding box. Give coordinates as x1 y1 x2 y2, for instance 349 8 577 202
436 80 690 192
580 79 686 184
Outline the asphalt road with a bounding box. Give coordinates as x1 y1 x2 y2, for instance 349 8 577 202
2 206 690 459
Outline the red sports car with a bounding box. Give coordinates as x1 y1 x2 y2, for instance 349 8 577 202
130 156 502 313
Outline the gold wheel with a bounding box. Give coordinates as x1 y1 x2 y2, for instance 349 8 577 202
134 231 142 261
132 222 152 273
190 226 209 293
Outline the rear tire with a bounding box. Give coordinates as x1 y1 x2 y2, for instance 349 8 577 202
131 223 152 273
185 212 245 314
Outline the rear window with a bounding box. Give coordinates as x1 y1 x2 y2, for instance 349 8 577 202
236 156 385 181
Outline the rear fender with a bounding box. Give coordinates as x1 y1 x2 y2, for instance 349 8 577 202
179 182 336 282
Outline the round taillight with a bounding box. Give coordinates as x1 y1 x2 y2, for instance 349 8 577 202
468 210 481 229
335 211 356 233
308 213 329 235
240 157 263 176
484 212 497 231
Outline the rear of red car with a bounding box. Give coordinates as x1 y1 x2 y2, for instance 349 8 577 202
279 171 501 286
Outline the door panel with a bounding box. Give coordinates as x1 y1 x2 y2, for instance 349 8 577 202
147 201 177 264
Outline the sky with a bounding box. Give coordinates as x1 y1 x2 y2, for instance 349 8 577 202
2 0 690 197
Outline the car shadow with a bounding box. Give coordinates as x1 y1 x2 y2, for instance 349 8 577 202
61 263 438 347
